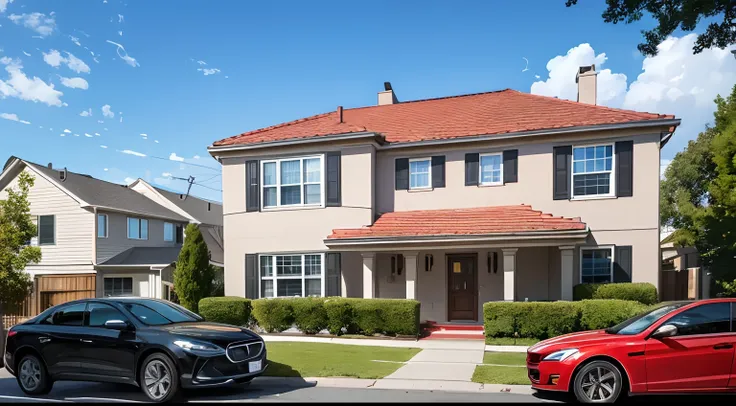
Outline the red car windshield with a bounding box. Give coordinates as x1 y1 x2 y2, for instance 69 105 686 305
606 302 689 335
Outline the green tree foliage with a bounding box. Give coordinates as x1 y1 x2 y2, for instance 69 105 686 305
174 224 214 313
566 0 736 56
661 85 736 291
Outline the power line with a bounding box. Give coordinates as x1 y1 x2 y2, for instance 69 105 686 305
193 182 222 192
149 155 221 172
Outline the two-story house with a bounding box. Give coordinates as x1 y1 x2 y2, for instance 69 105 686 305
207 66 679 323
0 157 221 314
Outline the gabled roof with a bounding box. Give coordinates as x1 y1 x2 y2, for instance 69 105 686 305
97 246 181 267
131 179 223 226
327 205 587 240
212 89 676 147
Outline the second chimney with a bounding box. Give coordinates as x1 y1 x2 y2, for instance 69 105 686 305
378 82 399 105
576 65 597 105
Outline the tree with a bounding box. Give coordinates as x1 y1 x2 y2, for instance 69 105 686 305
0 172 42 367
661 84 736 292
566 0 736 56
173 224 214 313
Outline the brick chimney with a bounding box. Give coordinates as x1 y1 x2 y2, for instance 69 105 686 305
378 82 399 105
576 65 597 105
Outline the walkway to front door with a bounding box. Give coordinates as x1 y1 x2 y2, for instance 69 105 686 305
447 254 478 321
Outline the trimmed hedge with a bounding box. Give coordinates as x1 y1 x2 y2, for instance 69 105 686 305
198 297 252 326
251 297 420 336
483 299 647 340
573 282 658 305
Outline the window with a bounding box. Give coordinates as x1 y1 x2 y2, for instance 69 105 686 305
38 215 55 245
127 217 148 240
87 302 128 327
164 222 174 242
97 214 108 238
262 156 323 208
409 158 431 189
609 303 687 335
175 225 184 244
104 277 133 297
664 303 731 336
479 153 503 185
581 247 613 284
259 253 324 298
41 303 86 326
572 144 614 197
121 301 201 325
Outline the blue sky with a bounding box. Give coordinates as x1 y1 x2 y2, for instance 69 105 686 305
1 1 735 202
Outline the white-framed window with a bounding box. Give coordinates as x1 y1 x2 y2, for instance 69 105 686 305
104 277 133 297
409 158 431 189
164 222 174 242
479 153 503 186
261 155 324 209
572 144 615 198
127 217 149 240
259 253 325 298
580 246 614 284
97 214 108 238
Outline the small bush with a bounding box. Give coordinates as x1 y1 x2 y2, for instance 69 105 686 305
324 298 354 335
291 297 328 334
576 300 648 330
252 298 294 333
349 299 420 336
592 283 658 305
573 283 601 301
198 297 251 326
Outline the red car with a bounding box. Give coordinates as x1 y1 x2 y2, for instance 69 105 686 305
527 298 736 403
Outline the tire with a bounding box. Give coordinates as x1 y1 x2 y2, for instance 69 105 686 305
572 360 624 403
139 353 180 403
16 354 53 396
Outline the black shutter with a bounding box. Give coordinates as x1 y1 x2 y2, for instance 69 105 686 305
431 156 445 188
465 153 479 186
38 215 55 245
615 141 633 197
325 152 341 207
503 149 518 183
245 254 258 299
553 146 572 200
326 252 342 297
245 160 260 212
613 246 633 283
395 158 409 190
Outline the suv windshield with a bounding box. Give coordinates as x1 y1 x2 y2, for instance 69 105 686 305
121 300 202 326
606 302 689 335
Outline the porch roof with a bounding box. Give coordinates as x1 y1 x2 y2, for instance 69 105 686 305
326 204 587 243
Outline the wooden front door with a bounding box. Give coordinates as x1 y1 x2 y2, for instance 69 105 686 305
447 254 478 321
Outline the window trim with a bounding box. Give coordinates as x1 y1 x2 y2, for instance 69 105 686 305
478 152 504 187
258 253 326 298
97 214 108 239
38 214 56 246
164 222 174 242
408 157 432 190
126 217 149 240
579 245 615 284
260 155 325 210
571 143 616 200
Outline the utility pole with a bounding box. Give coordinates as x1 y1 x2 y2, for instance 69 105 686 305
172 175 195 200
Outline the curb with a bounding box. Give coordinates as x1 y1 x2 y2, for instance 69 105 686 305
485 345 529 353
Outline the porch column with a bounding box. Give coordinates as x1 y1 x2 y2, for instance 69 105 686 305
560 246 575 301
362 252 376 299
502 248 517 301
404 252 419 300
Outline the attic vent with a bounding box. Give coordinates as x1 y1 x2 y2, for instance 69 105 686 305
179 194 184 200
207 202 211 211
59 168 68 182
47 163 52 169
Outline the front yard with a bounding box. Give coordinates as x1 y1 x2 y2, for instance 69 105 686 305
264 342 420 379
471 352 529 385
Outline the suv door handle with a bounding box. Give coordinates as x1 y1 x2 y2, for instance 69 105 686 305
713 343 733 350
38 337 51 343
80 339 93 344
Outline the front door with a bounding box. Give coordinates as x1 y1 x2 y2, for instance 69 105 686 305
447 254 477 321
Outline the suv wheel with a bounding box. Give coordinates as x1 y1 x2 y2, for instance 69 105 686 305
572 360 623 403
139 353 180 403
16 354 53 395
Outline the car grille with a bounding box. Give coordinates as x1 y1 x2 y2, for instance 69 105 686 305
528 368 540 383
527 352 542 364
197 356 250 379
226 341 263 363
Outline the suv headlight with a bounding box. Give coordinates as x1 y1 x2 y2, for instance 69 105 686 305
542 349 579 362
173 340 223 353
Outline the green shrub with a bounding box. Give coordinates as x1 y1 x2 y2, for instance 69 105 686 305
573 283 601 301
592 283 658 305
291 297 328 334
348 299 420 336
576 300 648 330
251 298 294 333
198 297 251 326
324 298 354 335
483 302 523 338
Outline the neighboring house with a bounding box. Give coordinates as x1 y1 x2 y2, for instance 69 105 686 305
207 66 680 323
660 229 708 300
0 157 220 314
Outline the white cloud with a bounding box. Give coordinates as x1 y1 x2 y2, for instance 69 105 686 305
154 140 159 143
84 133 93 138
69 36 81 46
64 53 90 74
59 133 65 137
97 120 104 123
0 58 64 106
63 129 71 133
73 133 80 137
42 50 63 67
8 12 56 36
106 40 139 67
118 14 124 23
22 51 30 57
124 177 135 185
197 68 220 76
169 152 185 162
162 172 172 177
79 108 92 117
100 145 107 148
118 30 122 36
197 60 207 65
60 76 88 90
531 34 736 155
103 168 108 171
101 104 114 118
1 112 30 124
0 0 15 13
42 50 91 74
94 132 100 136
121 149 145 157
193 155 200 159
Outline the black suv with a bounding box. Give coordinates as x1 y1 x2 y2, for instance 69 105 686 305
3 298 267 402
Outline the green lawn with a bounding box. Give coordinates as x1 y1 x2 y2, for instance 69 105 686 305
471 352 530 385
485 337 540 346
264 342 420 379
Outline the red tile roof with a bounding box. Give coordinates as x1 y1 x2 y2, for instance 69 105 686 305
213 89 675 147
326 205 587 240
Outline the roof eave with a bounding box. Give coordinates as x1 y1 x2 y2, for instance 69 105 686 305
207 131 384 154
324 228 590 246
89 205 189 222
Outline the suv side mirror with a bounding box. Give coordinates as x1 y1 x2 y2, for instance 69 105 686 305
104 320 130 331
651 324 677 339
